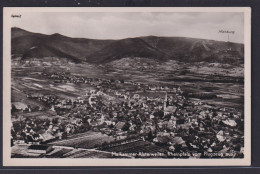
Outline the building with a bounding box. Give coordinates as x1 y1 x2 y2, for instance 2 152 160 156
133 94 140 99
14 136 25 144
12 102 28 111
28 145 53 154
39 131 56 142
89 95 97 106
164 92 177 116
115 121 126 130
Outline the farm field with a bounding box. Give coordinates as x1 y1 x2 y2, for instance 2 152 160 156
103 140 168 154
66 149 113 158
11 144 113 158
45 147 112 158
49 131 115 149
11 59 244 112
105 59 244 110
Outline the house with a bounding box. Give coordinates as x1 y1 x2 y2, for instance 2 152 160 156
177 87 183 93
89 95 97 105
116 135 127 140
149 86 157 91
105 120 116 126
70 118 82 126
52 125 60 132
153 136 169 144
96 91 104 96
115 121 126 130
222 119 237 127
133 94 140 99
12 102 28 111
129 124 137 132
32 134 40 141
90 89 96 94
39 131 56 142
54 132 64 139
140 125 156 134
167 121 176 129
216 130 226 142
164 106 177 116
115 91 122 96
77 97 84 104
14 136 25 144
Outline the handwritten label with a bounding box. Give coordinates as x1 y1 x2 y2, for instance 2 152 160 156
11 14 21 18
219 30 235 34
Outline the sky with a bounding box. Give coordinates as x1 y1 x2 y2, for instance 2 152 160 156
11 12 244 43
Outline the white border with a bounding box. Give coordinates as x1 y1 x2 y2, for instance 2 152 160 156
3 7 251 166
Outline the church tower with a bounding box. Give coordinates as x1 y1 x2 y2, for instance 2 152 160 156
164 92 176 116
164 92 168 111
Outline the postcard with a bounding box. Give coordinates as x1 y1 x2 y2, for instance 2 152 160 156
3 7 251 166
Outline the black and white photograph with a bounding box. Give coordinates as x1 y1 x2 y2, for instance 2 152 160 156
3 7 251 166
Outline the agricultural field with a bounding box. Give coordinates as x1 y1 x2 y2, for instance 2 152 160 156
11 144 113 158
11 59 244 111
65 150 113 158
106 59 244 109
46 147 113 158
103 140 168 154
49 131 115 149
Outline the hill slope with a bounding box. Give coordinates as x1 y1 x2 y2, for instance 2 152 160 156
139 36 244 64
85 37 169 63
11 27 244 65
11 27 114 62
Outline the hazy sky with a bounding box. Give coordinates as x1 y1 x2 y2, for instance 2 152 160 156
12 12 244 43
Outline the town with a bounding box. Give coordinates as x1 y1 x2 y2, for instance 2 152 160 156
11 71 244 158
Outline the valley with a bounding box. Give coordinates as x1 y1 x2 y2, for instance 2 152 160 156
10 28 245 159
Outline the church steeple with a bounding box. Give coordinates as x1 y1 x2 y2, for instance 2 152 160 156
163 92 177 117
164 92 167 110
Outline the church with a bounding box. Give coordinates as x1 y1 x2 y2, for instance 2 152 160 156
164 92 177 116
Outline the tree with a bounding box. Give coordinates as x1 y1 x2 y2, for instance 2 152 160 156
212 111 218 117
62 132 67 139
154 110 164 119
153 117 159 132
20 132 26 138
11 129 17 139
147 130 154 141
122 122 130 131
11 104 18 113
101 141 109 149
52 118 59 124
108 124 114 129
